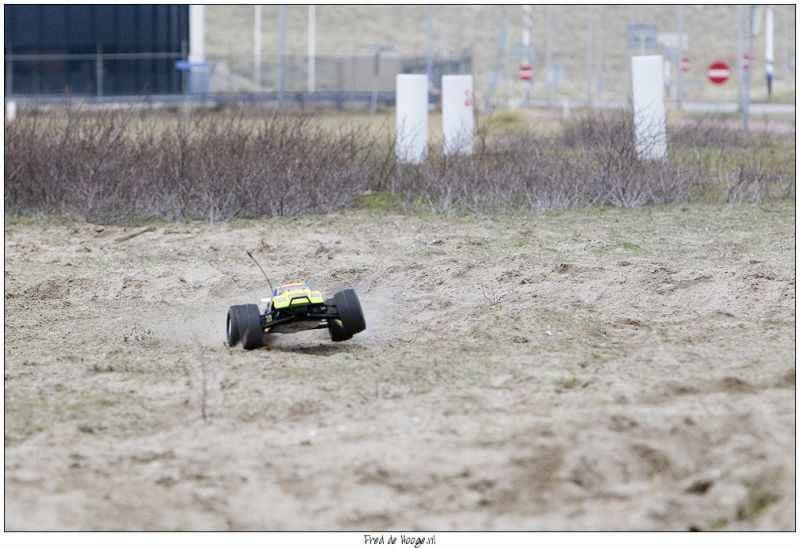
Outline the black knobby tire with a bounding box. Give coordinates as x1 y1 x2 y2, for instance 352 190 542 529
328 319 351 342
237 304 264 350
226 305 241 347
331 289 366 340
326 298 349 342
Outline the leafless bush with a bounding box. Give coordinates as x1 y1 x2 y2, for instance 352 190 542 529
561 109 635 148
667 114 795 204
6 106 381 223
5 106 793 223
724 152 796 204
388 110 709 213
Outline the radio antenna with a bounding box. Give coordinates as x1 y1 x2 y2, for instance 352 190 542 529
246 251 273 293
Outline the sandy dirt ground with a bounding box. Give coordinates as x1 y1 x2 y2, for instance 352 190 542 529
4 203 795 531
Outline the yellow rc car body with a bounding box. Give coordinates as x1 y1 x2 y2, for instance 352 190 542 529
226 281 366 350
268 282 325 310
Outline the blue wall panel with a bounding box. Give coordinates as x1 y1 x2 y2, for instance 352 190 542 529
5 4 189 95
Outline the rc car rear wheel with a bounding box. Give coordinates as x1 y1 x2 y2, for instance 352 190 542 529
237 304 264 350
328 318 351 342
226 305 241 347
331 288 366 340
326 298 350 341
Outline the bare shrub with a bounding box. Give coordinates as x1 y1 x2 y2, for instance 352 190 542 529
5 105 793 223
669 114 795 204
387 109 713 214
5 106 381 223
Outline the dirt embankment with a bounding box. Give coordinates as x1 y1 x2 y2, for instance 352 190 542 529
4 203 795 530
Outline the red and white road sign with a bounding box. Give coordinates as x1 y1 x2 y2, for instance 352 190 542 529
680 57 691 73
519 64 532 82
707 61 730 84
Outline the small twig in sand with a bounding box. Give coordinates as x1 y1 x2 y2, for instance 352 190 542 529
480 284 505 306
195 349 211 422
115 226 156 243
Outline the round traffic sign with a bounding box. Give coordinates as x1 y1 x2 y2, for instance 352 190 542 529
680 57 691 73
707 61 730 85
519 64 532 82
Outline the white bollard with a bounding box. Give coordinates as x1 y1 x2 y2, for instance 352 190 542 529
5 100 16 122
631 55 667 160
395 74 429 164
441 75 474 156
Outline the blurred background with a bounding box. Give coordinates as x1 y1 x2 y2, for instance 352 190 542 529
4 4 796 112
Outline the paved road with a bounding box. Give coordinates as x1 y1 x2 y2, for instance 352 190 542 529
680 101 795 114
528 98 795 114
7 93 797 115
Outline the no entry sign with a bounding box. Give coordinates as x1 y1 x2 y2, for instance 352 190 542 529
707 61 730 84
519 65 532 81
680 57 691 73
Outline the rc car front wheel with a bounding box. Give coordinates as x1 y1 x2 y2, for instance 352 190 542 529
226 305 241 347
331 288 366 340
236 304 264 350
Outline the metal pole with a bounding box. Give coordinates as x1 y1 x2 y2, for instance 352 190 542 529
366 45 391 114
502 6 512 108
635 6 644 56
765 5 774 97
585 6 593 106
745 5 756 130
545 6 553 105
486 9 509 110
181 38 188 110
521 5 532 107
783 6 792 73
96 43 103 97
6 43 12 98
254 5 262 89
482 9 491 110
426 5 433 90
452 6 460 58
627 7 634 102
741 5 755 132
676 5 684 109
595 6 602 98
470 5 478 65
335 57 343 111
737 5 745 116
278 5 286 103
440 6 448 57
308 5 315 93
370 51 379 115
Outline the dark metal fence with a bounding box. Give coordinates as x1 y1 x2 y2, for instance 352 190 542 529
5 50 473 111
5 51 185 97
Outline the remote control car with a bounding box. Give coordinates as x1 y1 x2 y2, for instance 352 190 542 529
226 254 366 350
